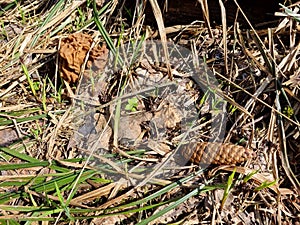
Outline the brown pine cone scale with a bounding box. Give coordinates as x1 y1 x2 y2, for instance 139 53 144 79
180 142 255 165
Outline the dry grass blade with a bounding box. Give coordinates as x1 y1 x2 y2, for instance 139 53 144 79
216 71 300 127
0 0 14 4
198 0 213 37
71 183 119 204
40 1 82 32
47 107 71 157
219 0 228 74
148 0 172 79
276 93 300 194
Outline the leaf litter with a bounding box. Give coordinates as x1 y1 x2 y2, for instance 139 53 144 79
0 1 299 224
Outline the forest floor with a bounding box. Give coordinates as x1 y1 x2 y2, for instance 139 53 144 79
0 1 299 224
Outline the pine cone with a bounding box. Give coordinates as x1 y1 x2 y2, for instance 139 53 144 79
180 142 255 165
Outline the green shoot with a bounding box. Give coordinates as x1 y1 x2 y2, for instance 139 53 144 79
221 167 236 209
22 63 37 97
228 104 237 114
30 122 42 140
243 170 259 183
42 78 47 111
283 106 294 118
125 97 139 112
254 180 277 192
75 7 86 29
47 77 62 103
199 90 209 106
55 182 74 221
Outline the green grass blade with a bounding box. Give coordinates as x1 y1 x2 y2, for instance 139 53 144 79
136 187 204 225
254 180 277 191
221 167 236 208
92 0 123 65
110 169 206 211
0 147 40 163
30 0 65 47
0 114 48 126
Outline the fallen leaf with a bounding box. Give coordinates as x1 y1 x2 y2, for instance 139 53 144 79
118 112 153 143
152 100 183 129
0 128 20 147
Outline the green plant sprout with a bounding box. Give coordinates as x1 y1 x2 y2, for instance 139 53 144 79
22 63 37 97
283 106 294 118
221 167 236 209
30 123 42 140
125 97 139 112
254 179 277 191
55 182 74 221
228 104 237 114
75 7 86 29
243 170 259 183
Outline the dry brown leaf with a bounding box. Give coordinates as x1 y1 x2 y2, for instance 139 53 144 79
0 128 21 147
152 100 183 129
147 139 171 156
118 112 153 143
